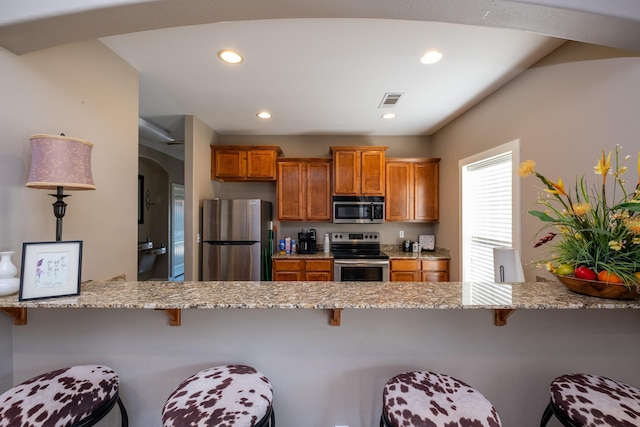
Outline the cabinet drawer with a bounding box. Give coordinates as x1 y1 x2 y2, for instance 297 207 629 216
421 259 449 272
390 259 419 271
305 259 332 272
306 271 332 281
272 259 305 271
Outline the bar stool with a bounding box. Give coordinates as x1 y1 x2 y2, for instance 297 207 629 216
162 364 274 427
540 373 640 426
380 371 502 427
0 364 128 426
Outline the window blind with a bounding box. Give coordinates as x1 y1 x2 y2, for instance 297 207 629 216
462 151 513 282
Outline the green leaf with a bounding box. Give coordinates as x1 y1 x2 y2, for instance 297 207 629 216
615 202 640 211
529 210 556 222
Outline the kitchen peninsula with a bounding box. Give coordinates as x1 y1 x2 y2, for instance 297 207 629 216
1 279 639 426
1 278 638 324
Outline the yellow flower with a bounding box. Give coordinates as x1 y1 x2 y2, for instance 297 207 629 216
572 203 590 216
544 178 567 196
594 150 611 179
518 160 536 177
625 218 640 235
608 240 623 251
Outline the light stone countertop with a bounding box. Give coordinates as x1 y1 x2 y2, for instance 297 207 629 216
0 280 638 310
271 247 450 260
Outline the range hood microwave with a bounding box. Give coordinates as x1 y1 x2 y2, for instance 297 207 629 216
332 196 385 224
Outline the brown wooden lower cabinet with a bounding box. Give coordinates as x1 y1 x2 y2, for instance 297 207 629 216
273 258 333 281
390 258 450 282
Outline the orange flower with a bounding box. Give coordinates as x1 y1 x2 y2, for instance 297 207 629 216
594 150 611 182
544 178 567 196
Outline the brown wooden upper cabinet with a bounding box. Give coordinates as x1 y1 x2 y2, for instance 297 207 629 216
330 146 387 195
385 158 440 222
211 145 282 181
277 158 332 221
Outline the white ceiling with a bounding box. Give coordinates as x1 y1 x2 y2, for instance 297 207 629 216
101 19 564 138
3 0 640 148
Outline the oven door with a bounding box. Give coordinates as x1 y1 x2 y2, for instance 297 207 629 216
334 259 389 282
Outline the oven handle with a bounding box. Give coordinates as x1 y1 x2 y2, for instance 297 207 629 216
334 259 389 266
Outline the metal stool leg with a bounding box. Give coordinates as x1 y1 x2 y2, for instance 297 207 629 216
540 402 553 427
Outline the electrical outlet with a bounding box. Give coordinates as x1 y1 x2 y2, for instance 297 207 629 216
399 230 404 238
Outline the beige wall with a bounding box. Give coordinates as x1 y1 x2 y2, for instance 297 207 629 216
0 40 138 389
185 115 217 280
432 41 640 281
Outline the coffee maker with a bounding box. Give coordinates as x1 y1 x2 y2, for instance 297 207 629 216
297 228 317 254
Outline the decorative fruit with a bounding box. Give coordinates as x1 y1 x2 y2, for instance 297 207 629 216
574 266 597 281
556 264 574 276
634 272 640 283
597 270 624 284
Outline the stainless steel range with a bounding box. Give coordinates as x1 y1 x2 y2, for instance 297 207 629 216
332 232 389 282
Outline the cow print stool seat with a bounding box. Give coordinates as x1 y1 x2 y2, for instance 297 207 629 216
162 364 274 427
0 364 128 427
380 371 502 427
540 373 640 427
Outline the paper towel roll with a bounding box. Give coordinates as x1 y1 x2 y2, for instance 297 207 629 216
493 247 525 282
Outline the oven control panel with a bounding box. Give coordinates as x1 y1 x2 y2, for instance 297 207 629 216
331 232 380 243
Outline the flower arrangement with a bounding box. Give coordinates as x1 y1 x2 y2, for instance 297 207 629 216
518 145 640 287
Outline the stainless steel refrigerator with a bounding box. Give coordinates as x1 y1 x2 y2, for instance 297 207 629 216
202 199 272 281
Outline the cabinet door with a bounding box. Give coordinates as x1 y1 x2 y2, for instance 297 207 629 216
385 162 412 221
414 161 439 221
333 150 359 195
390 259 419 282
277 161 305 220
247 149 277 180
272 259 305 281
391 271 419 282
421 259 449 282
306 161 332 221
212 148 245 179
360 150 385 195
421 271 449 282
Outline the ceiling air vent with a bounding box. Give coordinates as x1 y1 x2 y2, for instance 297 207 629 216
379 92 403 108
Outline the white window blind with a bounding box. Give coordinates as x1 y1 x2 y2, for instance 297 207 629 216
461 145 516 283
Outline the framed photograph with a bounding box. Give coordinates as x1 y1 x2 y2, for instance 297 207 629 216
19 241 83 301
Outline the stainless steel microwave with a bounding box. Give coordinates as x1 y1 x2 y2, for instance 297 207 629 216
332 196 385 224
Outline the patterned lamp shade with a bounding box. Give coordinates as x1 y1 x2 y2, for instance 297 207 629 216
26 134 96 190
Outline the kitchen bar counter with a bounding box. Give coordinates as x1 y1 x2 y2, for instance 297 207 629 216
1 279 637 311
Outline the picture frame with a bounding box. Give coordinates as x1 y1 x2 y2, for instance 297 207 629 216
19 241 83 301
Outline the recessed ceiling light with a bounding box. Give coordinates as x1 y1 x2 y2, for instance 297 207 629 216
257 111 272 119
381 113 397 119
420 50 443 65
217 49 244 64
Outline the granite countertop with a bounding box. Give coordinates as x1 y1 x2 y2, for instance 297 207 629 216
271 247 450 260
0 280 638 310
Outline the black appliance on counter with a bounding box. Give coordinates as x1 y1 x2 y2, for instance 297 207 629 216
332 231 389 281
297 228 317 254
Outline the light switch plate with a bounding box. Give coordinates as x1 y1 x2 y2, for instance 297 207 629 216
419 234 435 251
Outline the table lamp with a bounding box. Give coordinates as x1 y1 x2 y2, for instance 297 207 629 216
26 134 96 241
